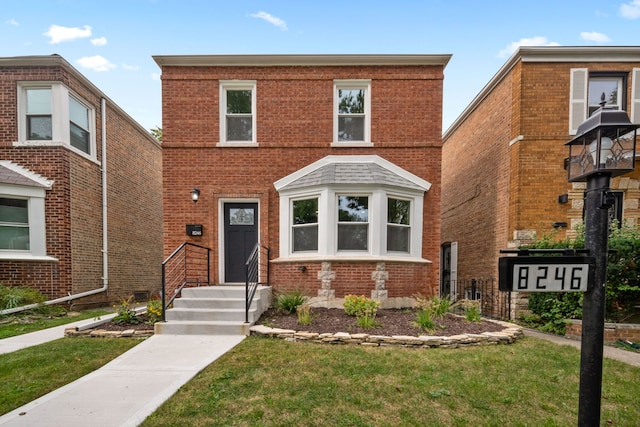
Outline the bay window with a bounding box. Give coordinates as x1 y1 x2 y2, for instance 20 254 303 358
337 195 369 251
387 198 411 253
18 82 96 157
292 197 318 252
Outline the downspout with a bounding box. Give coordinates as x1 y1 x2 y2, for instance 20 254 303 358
0 98 109 316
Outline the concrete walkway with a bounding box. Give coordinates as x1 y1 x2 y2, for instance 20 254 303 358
0 320 638 426
0 318 244 427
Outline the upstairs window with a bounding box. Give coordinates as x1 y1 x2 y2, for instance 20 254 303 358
569 69 630 134
18 83 96 157
219 81 256 146
333 80 371 145
0 198 29 250
26 88 53 140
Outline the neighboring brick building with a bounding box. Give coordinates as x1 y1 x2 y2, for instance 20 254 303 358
0 55 163 309
441 46 640 317
154 54 450 305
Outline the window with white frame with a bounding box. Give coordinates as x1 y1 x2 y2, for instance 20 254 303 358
276 156 429 260
292 197 318 252
219 80 256 145
334 80 371 144
387 197 411 253
588 74 625 117
0 197 29 250
19 83 96 157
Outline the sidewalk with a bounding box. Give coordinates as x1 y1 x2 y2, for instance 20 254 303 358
0 318 244 427
0 321 638 426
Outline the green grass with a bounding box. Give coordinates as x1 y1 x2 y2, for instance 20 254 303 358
142 336 640 426
0 338 141 415
0 308 111 339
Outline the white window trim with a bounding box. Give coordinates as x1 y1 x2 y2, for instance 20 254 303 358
386 195 413 254
0 184 56 261
278 186 423 261
290 195 320 254
218 80 257 147
332 79 372 147
16 82 97 161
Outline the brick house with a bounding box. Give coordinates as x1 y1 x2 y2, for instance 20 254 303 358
0 55 163 309
441 46 640 317
154 54 450 305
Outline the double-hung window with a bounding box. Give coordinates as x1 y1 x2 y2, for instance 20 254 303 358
0 198 29 251
333 80 371 145
19 83 96 158
219 80 257 146
569 69 639 134
292 197 319 252
387 198 411 253
337 195 369 251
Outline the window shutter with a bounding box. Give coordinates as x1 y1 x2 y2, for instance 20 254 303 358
631 68 640 125
569 68 588 135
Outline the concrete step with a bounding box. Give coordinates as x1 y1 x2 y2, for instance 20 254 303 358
154 320 251 336
181 286 248 299
172 297 256 310
165 307 260 323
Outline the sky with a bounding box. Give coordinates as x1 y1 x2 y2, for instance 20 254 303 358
2 0 640 133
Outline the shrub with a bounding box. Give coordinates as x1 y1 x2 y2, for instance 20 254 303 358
296 304 312 326
275 290 308 314
344 295 380 329
528 292 582 334
464 305 482 322
112 296 141 324
146 299 163 324
415 308 436 331
0 285 46 311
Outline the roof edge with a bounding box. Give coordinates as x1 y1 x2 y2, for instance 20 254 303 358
443 46 640 141
153 54 452 68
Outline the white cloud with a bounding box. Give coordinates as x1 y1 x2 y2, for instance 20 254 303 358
7 19 19 26
620 0 640 19
44 24 91 44
122 63 140 71
90 36 107 46
498 36 560 58
250 11 287 31
580 31 611 43
76 55 116 72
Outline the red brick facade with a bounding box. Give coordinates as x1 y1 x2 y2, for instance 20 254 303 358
0 55 163 308
442 47 640 317
156 55 450 302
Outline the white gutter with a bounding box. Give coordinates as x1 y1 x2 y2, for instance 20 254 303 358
0 99 110 316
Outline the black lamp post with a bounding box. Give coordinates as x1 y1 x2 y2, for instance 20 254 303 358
565 95 638 426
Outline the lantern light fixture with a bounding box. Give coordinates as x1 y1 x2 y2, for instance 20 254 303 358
190 188 200 203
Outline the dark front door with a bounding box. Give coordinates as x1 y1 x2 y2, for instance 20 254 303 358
224 202 258 283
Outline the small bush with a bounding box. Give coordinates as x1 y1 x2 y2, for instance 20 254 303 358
0 285 46 311
344 295 380 329
296 305 313 326
275 290 308 314
112 296 141 324
146 299 163 324
415 309 436 331
464 305 482 322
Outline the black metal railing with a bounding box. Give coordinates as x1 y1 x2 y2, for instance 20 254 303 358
451 278 511 320
161 242 211 321
245 243 270 323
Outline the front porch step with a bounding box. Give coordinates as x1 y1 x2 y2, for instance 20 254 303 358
166 307 260 323
154 320 252 336
156 285 272 336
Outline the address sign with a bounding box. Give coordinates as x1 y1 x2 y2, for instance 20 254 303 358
498 256 595 292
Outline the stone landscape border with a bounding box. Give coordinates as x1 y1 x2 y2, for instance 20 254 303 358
249 320 523 348
65 328 153 338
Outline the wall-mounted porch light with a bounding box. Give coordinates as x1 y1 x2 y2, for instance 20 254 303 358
190 188 200 203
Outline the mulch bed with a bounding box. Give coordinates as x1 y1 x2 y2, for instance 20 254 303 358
257 307 506 337
96 315 155 332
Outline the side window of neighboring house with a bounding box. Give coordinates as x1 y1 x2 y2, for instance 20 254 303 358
19 83 96 158
0 197 29 251
218 80 257 146
333 80 371 146
569 69 638 134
